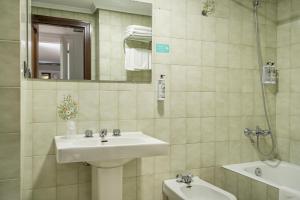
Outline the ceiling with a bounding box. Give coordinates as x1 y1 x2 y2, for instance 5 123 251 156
31 0 152 16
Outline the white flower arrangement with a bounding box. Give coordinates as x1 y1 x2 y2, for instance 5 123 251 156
57 95 79 121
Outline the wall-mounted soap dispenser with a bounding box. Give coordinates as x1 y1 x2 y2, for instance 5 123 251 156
157 75 166 101
262 62 277 85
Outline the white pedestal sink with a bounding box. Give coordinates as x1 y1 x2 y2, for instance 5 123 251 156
54 132 169 200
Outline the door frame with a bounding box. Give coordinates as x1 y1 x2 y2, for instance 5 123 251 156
31 14 91 80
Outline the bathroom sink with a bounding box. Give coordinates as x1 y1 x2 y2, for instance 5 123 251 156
55 131 168 200
54 131 168 165
163 176 237 200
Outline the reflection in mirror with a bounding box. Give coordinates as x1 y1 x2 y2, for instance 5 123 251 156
99 10 152 81
29 0 152 82
32 15 91 80
37 25 85 80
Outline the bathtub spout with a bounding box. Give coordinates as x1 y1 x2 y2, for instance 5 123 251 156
244 128 255 136
244 128 256 143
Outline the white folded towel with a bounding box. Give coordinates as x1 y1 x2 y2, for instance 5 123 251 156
125 48 151 71
125 25 152 39
126 25 152 34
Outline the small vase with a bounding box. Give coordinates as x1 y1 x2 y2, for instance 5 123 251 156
66 120 77 138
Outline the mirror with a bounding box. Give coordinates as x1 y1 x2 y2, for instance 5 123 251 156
27 0 152 82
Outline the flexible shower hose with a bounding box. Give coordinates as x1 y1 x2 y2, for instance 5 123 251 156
254 3 277 158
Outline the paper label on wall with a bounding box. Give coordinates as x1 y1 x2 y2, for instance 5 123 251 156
156 43 170 53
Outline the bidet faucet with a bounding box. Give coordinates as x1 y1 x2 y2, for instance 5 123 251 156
176 173 193 185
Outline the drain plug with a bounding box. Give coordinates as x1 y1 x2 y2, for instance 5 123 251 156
255 167 262 177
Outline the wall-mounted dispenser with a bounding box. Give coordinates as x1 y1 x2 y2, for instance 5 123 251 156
157 74 166 101
262 62 277 85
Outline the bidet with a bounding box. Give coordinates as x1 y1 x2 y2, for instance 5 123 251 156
163 176 237 200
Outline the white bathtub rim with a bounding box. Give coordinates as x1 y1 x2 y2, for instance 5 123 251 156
223 160 300 191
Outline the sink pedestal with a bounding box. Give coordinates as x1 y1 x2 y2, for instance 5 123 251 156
92 166 123 200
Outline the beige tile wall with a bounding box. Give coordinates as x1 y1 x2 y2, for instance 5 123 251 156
21 0 279 200
276 0 300 164
0 0 21 200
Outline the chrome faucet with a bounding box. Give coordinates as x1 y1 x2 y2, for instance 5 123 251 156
84 130 93 137
99 129 108 142
244 125 271 137
113 129 121 136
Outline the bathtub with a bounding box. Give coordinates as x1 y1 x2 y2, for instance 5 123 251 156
223 160 300 200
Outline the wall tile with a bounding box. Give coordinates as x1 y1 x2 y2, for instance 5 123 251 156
290 141 300 165
186 143 201 169
170 144 186 171
33 156 56 188
32 90 56 123
0 133 20 179
57 185 78 200
137 175 154 200
32 123 56 156
170 92 186 118
186 118 201 143
186 14 202 40
78 90 99 121
154 118 170 142
0 88 20 133
200 92 215 117
186 92 201 117
99 91 118 120
0 179 20 200
0 41 20 87
201 142 215 167
22 157 33 190
170 118 186 144
0 0 20 40
137 91 154 119
33 187 56 200
123 177 136 200
118 90 137 120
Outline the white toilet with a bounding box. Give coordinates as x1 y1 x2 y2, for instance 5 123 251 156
163 176 237 200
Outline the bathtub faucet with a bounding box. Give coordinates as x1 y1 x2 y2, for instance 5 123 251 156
244 126 271 138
